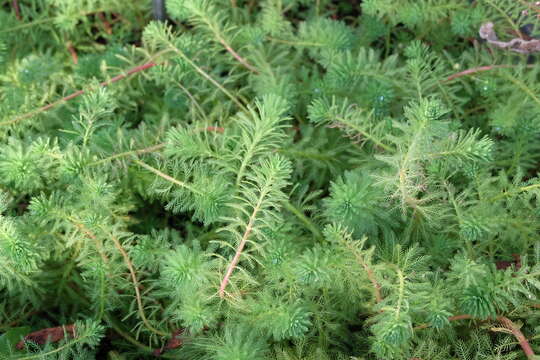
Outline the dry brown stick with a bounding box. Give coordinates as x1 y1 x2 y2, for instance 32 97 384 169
109 233 168 337
1 62 157 127
497 316 536 360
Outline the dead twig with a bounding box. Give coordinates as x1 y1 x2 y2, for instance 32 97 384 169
479 22 540 54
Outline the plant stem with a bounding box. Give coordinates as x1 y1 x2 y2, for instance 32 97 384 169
219 195 264 298
490 183 540 202
343 240 382 304
414 314 472 330
133 159 203 196
1 62 158 127
90 144 165 166
12 0 21 20
217 36 259 74
282 200 323 241
445 64 535 81
166 43 249 113
108 232 168 337
497 316 536 360
414 314 535 359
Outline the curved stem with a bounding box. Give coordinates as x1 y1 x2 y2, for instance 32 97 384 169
497 316 536 360
109 232 168 337
282 200 323 241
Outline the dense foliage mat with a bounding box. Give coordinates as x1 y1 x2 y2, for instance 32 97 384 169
0 0 539 359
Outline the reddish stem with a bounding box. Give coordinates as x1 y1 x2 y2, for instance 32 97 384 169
16 324 76 350
365 265 382 303
12 0 21 20
219 197 263 298
2 62 157 127
446 65 510 81
414 314 472 330
219 221 254 298
97 12 112 35
415 314 536 360
67 42 78 64
446 64 535 81
202 126 224 133
218 37 259 74
497 316 536 360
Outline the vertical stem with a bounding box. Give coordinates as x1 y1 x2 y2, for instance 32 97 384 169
109 232 168 337
12 0 21 20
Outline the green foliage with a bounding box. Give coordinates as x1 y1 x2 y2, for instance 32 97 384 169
1 0 539 359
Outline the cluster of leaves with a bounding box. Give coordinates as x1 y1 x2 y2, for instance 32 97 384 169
0 0 539 359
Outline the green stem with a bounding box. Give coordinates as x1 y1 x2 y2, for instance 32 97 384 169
89 144 165 166
283 201 323 241
266 37 324 47
15 333 95 359
133 159 203 196
166 42 248 113
335 116 393 152
0 8 111 34
490 183 540 202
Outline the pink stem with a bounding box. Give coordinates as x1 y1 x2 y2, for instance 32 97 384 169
12 0 21 20
218 38 259 74
219 202 261 298
2 62 157 127
497 316 536 360
446 64 535 81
